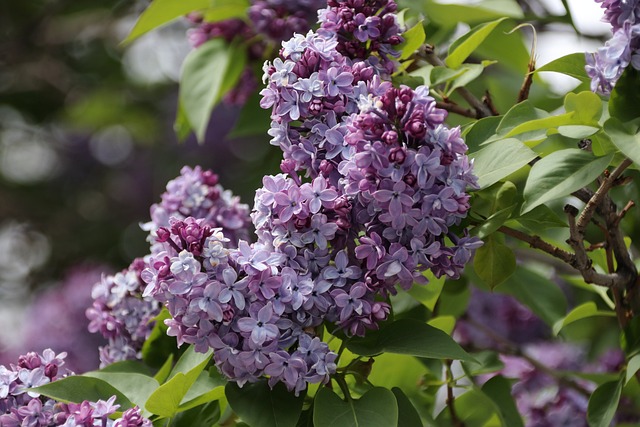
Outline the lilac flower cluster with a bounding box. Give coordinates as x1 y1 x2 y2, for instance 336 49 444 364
0 350 151 426
586 0 640 94
319 0 404 75
86 259 161 367
139 1 478 394
186 0 325 105
144 166 251 247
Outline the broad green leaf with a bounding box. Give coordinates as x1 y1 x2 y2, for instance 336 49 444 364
229 92 274 138
179 369 226 411
495 101 548 137
496 268 567 326
145 373 193 417
32 376 132 408
609 67 640 122
124 0 210 44
154 354 174 384
407 271 445 311
169 346 213 380
626 354 640 385
481 375 523 427
446 18 507 69
535 52 589 82
226 381 305 427
428 315 456 335
446 62 496 96
552 302 616 336
470 138 537 189
521 149 613 214
587 378 623 427
391 388 423 427
202 0 251 22
503 113 574 138
346 319 474 361
423 0 523 27
603 117 640 167
463 115 502 151
179 39 247 142
473 236 516 289
510 205 567 232
473 181 518 219
472 204 516 239
313 387 398 427
564 91 602 125
83 371 159 410
430 66 466 86
368 354 428 397
557 125 599 139
621 316 640 356
174 101 193 143
172 401 221 427
146 346 213 417
398 21 425 60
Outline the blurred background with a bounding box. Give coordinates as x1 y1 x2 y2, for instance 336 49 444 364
0 0 611 371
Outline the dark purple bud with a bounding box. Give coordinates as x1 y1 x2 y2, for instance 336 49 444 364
404 173 416 187
382 130 398 145
45 363 58 378
389 147 406 164
319 160 334 176
18 352 41 369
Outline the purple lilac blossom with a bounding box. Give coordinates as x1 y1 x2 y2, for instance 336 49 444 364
0 349 152 426
140 1 479 395
587 0 640 94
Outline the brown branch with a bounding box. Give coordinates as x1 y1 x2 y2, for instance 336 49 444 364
445 360 464 427
498 226 575 264
576 159 633 233
436 101 476 118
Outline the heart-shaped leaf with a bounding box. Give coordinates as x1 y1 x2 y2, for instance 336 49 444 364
313 387 398 427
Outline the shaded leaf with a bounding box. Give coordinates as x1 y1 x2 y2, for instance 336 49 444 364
32 376 132 408
609 67 640 122
226 381 305 427
470 138 537 189
603 117 640 167
587 378 623 427
522 149 613 214
391 388 423 427
536 52 589 82
313 387 398 427
481 376 524 427
398 21 425 60
552 302 615 336
83 371 159 410
473 235 516 289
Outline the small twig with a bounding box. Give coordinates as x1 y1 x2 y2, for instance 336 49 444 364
422 45 493 118
482 91 500 116
436 101 477 118
615 200 636 227
576 159 633 233
498 226 574 264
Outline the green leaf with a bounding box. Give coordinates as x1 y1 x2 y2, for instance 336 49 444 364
503 113 575 138
603 117 640 167
32 376 132 408
511 205 567 232
471 138 537 189
446 18 507 69
172 401 221 427
174 102 193 143
313 387 398 427
626 354 640 385
142 308 177 369
226 381 305 427
179 39 247 142
473 235 516 289
609 67 640 122
587 378 623 427
346 318 474 361
83 371 159 410
428 315 456 335
124 0 210 44
391 388 423 427
463 116 502 151
564 91 602 125
407 271 445 311
98 360 154 376
557 125 600 139
154 354 174 384
229 92 273 138
398 21 425 60
435 389 500 426
178 369 226 411
481 375 524 427
472 204 516 239
496 267 568 326
202 0 250 22
145 346 213 417
169 346 213 380
446 63 495 96
423 0 523 27
521 149 613 214
535 52 589 82
552 302 616 336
